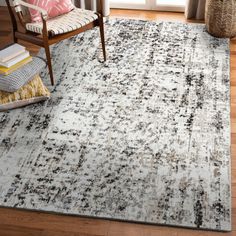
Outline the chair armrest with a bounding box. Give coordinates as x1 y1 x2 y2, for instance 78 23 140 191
13 0 48 20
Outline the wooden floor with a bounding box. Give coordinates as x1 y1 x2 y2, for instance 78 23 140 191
0 7 235 236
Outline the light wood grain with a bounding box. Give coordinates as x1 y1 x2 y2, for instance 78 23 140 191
0 7 235 236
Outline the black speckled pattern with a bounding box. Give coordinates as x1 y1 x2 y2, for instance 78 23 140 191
0 19 231 231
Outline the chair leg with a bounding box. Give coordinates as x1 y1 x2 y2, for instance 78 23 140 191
13 33 17 43
44 43 54 86
98 15 106 61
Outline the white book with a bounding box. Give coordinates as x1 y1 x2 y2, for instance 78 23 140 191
0 44 26 63
0 51 30 68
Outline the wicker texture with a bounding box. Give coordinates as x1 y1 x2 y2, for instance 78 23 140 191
0 75 50 111
205 0 236 38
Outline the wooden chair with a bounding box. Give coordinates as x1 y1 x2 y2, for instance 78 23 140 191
5 0 106 85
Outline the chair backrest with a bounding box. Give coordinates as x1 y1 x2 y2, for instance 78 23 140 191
5 0 18 31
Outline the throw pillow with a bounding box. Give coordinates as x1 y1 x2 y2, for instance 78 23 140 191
27 0 74 22
0 75 50 111
0 57 46 93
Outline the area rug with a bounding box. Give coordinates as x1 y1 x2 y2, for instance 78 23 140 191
0 19 231 231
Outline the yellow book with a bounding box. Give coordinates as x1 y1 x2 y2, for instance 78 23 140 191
0 56 32 75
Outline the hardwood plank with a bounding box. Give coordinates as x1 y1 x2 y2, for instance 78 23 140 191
107 221 145 236
0 208 109 236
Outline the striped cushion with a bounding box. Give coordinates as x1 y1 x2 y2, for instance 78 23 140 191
0 57 46 93
26 8 98 36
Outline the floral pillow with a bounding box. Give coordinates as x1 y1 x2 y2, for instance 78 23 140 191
27 0 75 22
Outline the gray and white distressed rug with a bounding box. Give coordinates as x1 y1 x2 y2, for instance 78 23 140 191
0 19 231 231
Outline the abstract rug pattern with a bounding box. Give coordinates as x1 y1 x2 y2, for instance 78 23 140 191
0 19 231 231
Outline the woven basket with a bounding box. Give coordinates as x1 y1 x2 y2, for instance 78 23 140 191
205 0 236 38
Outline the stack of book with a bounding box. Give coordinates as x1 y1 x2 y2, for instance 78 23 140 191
0 44 32 75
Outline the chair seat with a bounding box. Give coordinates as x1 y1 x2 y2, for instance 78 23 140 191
26 8 98 36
